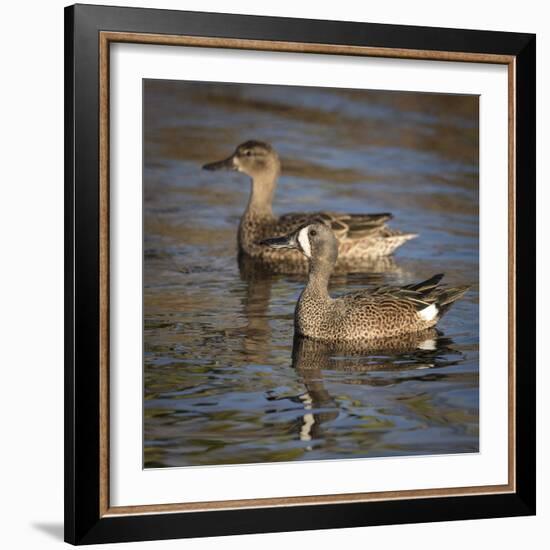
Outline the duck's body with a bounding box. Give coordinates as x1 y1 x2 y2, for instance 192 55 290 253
295 270 469 341
203 141 416 267
263 223 470 342
239 209 411 264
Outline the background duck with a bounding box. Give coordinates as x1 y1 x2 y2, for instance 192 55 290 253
203 140 417 267
263 222 470 341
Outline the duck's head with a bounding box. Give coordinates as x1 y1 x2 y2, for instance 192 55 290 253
261 222 338 265
202 140 280 179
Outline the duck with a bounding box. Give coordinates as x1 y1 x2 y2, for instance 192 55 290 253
202 141 417 268
262 222 470 341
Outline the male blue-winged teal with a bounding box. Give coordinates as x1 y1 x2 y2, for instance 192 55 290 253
202 141 416 267
262 222 470 341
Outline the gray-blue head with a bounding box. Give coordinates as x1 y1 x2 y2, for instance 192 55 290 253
261 222 338 266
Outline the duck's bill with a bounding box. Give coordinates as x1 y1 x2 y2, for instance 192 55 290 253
202 155 236 171
260 234 298 249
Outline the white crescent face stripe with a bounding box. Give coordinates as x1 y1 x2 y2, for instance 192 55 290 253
297 227 312 258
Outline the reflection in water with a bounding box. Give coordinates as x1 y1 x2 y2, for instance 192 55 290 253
239 250 401 276
143 80 479 468
292 330 460 373
291 332 462 445
238 257 274 365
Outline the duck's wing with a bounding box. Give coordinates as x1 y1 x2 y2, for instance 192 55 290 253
344 284 433 311
278 211 393 239
401 273 444 294
343 274 470 315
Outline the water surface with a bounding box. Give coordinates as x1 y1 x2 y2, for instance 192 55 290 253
143 80 479 468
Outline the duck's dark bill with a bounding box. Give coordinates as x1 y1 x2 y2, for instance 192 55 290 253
260 235 297 249
202 156 236 171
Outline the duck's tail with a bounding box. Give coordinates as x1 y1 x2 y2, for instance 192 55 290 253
375 230 418 256
435 285 471 317
410 274 471 321
383 231 418 254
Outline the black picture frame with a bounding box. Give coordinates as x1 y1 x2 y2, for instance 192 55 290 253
65 3 536 545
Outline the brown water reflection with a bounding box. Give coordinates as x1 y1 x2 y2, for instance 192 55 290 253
143 80 479 468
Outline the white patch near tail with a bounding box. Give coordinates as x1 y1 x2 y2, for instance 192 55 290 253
418 303 438 321
298 227 312 258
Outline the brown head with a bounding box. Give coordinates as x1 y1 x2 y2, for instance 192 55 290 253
203 141 281 215
202 140 281 179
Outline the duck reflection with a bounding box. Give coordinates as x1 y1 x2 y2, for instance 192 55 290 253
240 250 401 276
237 256 277 365
291 331 463 445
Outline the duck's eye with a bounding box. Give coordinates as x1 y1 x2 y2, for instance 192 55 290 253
245 150 252 156
309 230 317 237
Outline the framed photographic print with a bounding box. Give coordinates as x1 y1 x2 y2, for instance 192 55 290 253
64 3 536 545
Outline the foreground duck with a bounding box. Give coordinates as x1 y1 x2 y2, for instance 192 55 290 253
203 141 416 266
262 222 470 341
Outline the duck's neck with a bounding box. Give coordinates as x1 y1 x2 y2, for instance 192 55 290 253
302 258 332 302
244 172 278 219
